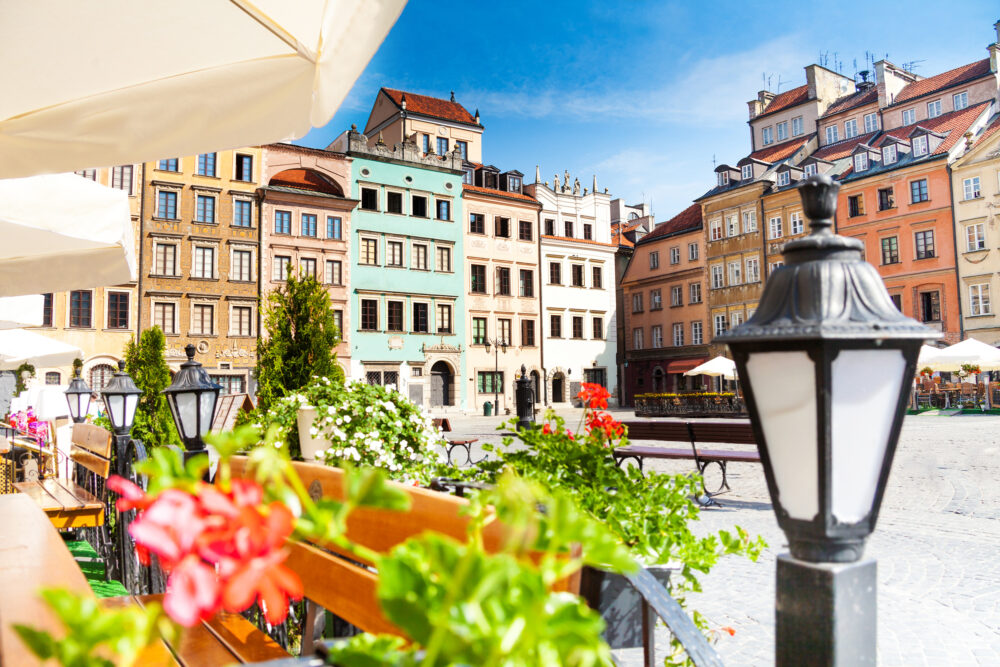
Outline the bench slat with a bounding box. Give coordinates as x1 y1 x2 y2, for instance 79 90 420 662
40 479 103 511
70 446 111 479
14 481 64 511
54 479 104 509
134 595 244 665
203 610 290 663
71 423 113 458
100 597 180 666
622 422 690 443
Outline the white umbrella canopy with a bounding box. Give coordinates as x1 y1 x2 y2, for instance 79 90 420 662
0 0 407 179
684 355 738 380
917 344 944 366
0 295 44 329
0 329 83 371
926 338 1000 372
0 174 136 297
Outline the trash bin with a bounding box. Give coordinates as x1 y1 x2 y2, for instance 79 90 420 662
483 401 493 416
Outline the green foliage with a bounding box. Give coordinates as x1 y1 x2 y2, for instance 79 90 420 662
122 326 179 447
72 358 83 376
255 269 345 416
14 362 35 394
13 588 172 667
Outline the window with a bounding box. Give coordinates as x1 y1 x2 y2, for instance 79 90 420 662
230 199 251 228
154 243 177 275
333 310 343 334
762 126 774 145
436 137 449 155
564 220 573 237
361 299 378 330
670 286 681 307
880 236 899 264
412 195 428 218
455 141 468 160
864 113 879 133
726 215 738 237
728 261 741 285
927 100 942 118
153 303 176 334
825 126 839 144
549 262 562 285
844 119 859 139
777 121 788 141
413 244 428 270
591 317 603 340
769 216 783 239
953 92 969 111
910 179 929 203
197 153 216 177
301 213 317 237
902 108 916 125
777 171 790 186
919 291 941 322
361 238 378 265
672 323 683 347
710 218 722 241
649 251 660 269
193 246 215 279
544 219 554 236
232 249 253 281
652 325 664 348
360 187 378 211
519 269 534 297
231 306 253 337
477 372 503 394
191 304 214 335
688 242 699 260
157 190 178 219
508 175 521 192
803 163 818 177
496 267 511 295
421 134 430 154
913 135 929 157
386 240 403 267
272 255 291 281
436 199 450 221
435 246 452 272
878 187 895 211
41 293 52 327
498 318 512 345
915 230 935 259
741 164 753 181
571 264 584 287
327 216 342 239
592 266 603 288
882 144 897 164
742 210 757 233
75 168 96 180
583 224 592 240
790 212 803 235
690 282 702 304
669 247 680 264
436 304 452 334
650 288 662 310
853 153 868 172
717 172 729 187
235 154 253 181
791 116 804 136
967 223 986 251
550 314 562 338
274 210 291 234
632 328 643 350
731 311 745 328
325 260 342 285
691 321 703 345
111 165 133 193
970 284 991 315
519 220 533 241
848 194 865 217
158 158 178 172
964 177 981 200
632 293 643 313
107 292 129 329
472 317 487 345
387 301 404 332
299 257 317 279
713 314 727 336
386 191 403 214
746 256 760 282
494 217 511 238
471 264 487 293
711 265 724 289
45 372 60 385
412 303 429 332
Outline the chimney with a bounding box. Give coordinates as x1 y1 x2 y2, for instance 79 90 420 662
991 20 1000 73
474 108 480 124
535 165 541 183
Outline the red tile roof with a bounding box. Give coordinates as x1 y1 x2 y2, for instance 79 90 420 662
268 168 344 196
877 101 991 155
756 85 810 118
382 88 480 126
972 114 1000 150
892 59 992 105
811 131 880 161
612 219 648 248
462 183 539 205
638 204 702 244
541 235 617 248
747 134 812 163
820 86 878 118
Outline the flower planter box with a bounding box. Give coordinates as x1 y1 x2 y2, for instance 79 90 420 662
296 406 325 461
634 393 746 418
579 564 676 650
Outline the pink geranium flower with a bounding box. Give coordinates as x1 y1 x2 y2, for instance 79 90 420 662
163 555 222 627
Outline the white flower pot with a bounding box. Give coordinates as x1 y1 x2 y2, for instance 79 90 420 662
297 406 326 461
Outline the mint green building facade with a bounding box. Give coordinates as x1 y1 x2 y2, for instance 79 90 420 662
336 130 467 410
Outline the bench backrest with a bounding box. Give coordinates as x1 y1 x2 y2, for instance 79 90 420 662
622 420 756 450
70 423 113 480
432 417 452 432
623 421 690 444
230 457 579 641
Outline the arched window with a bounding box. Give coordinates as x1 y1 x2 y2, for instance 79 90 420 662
45 372 61 385
88 363 116 391
652 367 665 393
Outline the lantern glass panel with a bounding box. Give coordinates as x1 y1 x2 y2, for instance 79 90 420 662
105 394 124 430
173 392 199 439
198 391 217 436
831 348 906 523
746 350 818 521
124 394 139 431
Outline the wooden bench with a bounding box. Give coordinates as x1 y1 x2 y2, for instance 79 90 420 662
14 423 112 529
432 416 479 466
615 420 761 497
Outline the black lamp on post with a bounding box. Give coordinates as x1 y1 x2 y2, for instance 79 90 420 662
483 337 508 416
100 360 143 475
64 370 93 424
719 174 938 664
162 344 222 463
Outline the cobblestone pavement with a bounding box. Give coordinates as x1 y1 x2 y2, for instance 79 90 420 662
437 409 1000 666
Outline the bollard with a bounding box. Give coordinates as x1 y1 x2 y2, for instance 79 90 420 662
515 364 535 430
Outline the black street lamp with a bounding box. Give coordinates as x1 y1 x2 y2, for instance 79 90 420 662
483 337 508 416
64 369 93 424
162 344 222 460
101 360 142 436
719 174 938 664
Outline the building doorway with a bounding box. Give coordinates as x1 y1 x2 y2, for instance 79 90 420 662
430 361 454 407
652 367 665 392
551 372 565 403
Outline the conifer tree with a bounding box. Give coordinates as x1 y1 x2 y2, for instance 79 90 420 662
123 326 179 446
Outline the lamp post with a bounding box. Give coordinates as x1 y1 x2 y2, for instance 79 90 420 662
719 174 938 665
100 359 143 474
483 337 508 416
64 369 93 424
162 344 222 464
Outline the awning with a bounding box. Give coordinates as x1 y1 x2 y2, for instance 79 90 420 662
666 358 707 374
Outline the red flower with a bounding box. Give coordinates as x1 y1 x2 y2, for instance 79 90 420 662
585 411 625 440
722 626 736 637
163 554 222 627
577 383 611 410
107 475 153 512
129 489 206 568
542 424 552 435
567 431 575 441
221 549 302 624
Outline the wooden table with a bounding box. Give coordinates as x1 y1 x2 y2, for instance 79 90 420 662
14 477 104 529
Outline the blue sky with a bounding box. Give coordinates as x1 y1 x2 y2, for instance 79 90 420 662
298 0 999 220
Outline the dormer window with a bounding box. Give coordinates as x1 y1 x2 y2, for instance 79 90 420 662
803 163 818 177
462 166 474 185
718 172 729 187
741 164 753 181
854 153 869 172
777 171 790 186
882 144 897 164
508 176 521 193
762 126 774 145
913 135 929 157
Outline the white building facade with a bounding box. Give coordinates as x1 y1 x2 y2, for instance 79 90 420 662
527 170 618 407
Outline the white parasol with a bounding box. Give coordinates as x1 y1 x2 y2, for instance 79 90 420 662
684 356 738 381
0 329 83 371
